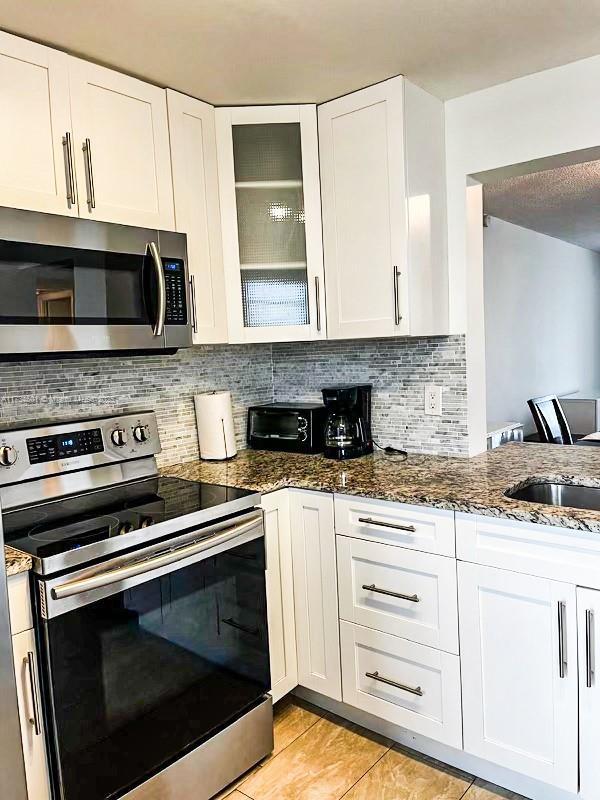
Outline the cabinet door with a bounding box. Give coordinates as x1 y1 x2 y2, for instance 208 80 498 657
262 490 298 703
12 628 51 800
318 77 408 339
459 562 577 791
290 490 341 700
0 31 77 216
578 586 600 800
69 59 174 229
167 90 227 343
216 105 326 343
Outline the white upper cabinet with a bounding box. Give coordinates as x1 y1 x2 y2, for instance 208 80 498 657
216 105 326 343
0 31 77 216
69 59 175 229
167 90 227 343
318 76 448 339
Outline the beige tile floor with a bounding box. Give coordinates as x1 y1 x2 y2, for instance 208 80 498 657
213 698 529 800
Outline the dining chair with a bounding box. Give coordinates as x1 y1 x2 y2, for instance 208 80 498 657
527 395 574 445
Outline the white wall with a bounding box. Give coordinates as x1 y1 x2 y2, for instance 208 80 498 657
445 54 600 453
484 217 600 433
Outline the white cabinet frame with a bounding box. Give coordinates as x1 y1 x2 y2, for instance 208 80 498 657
215 105 326 343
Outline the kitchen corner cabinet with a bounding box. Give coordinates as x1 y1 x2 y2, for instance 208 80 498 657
215 105 326 343
458 562 578 792
262 491 298 702
0 31 76 217
167 90 228 343
289 490 341 700
318 76 448 339
69 59 175 229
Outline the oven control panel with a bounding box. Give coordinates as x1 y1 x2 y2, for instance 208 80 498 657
0 411 161 486
27 428 104 464
163 259 187 324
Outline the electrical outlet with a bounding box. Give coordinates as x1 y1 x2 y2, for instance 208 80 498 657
424 385 443 416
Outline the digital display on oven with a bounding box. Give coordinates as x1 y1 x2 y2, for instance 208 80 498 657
26 428 104 464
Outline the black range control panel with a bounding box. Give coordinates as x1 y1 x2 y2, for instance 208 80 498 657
163 259 187 324
27 428 104 464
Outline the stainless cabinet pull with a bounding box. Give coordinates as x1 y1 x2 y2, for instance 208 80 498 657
24 651 42 736
365 670 423 697
82 137 96 209
148 242 166 337
362 583 419 603
358 516 416 533
315 276 321 332
62 132 76 207
393 265 402 325
558 601 567 678
189 275 198 334
586 609 594 688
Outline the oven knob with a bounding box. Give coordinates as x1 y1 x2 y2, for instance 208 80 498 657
140 517 154 528
111 428 128 447
0 445 17 467
118 522 134 536
133 425 149 443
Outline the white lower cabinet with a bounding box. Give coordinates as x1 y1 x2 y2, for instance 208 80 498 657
12 627 51 800
458 561 578 792
340 621 462 747
577 586 600 800
289 489 341 700
262 490 298 703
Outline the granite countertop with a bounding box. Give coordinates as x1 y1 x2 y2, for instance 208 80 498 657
5 545 32 577
9 442 600 576
161 443 600 534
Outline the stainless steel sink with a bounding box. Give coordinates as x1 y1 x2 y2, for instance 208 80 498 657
507 482 600 510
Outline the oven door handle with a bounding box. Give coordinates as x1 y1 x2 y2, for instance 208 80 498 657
51 515 262 601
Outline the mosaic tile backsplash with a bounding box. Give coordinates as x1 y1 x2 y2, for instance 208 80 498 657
272 336 468 456
0 335 467 465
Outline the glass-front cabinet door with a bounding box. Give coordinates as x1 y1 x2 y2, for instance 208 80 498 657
216 105 326 342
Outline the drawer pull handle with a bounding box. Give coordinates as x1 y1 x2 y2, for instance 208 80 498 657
358 517 416 533
365 670 423 697
362 583 419 603
558 601 567 679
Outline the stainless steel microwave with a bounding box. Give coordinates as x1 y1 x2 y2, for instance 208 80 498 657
0 208 192 357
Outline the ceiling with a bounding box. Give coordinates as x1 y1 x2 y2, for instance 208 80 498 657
3 1 600 104
483 160 600 252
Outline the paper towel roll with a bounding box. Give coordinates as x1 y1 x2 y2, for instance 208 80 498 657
194 391 237 460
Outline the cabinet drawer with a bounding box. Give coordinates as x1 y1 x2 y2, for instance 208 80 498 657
8 572 33 635
340 621 462 747
337 536 458 653
334 494 455 556
456 512 600 587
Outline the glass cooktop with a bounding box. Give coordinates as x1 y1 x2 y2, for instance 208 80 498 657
3 477 256 562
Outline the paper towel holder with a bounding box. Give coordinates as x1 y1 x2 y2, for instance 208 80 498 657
194 391 238 461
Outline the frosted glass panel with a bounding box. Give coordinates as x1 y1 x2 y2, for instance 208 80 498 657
232 122 310 329
233 123 302 182
241 268 309 328
236 186 306 264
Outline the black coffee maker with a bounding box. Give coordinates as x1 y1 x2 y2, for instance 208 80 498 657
321 384 373 460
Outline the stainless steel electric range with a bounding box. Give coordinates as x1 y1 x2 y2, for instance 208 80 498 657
0 411 273 800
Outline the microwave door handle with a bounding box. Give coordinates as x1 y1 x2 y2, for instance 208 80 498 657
147 241 166 337
50 514 263 601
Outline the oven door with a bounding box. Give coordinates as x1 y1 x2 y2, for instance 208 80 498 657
35 511 269 800
0 209 191 354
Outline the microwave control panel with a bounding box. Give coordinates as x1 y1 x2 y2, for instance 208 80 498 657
163 259 187 324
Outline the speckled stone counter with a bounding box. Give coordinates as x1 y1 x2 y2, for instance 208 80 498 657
5 545 32 576
161 443 600 533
